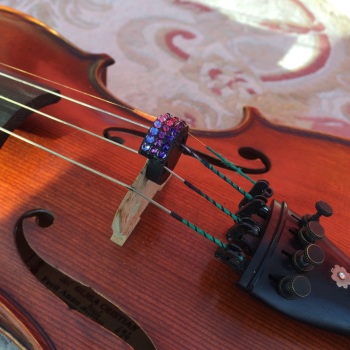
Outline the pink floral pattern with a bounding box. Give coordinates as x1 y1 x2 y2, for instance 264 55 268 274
2 0 350 136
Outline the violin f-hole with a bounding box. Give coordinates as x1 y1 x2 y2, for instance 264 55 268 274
14 209 156 350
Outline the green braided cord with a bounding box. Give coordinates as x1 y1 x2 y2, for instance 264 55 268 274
170 212 227 248
182 217 227 249
182 144 252 201
203 196 240 223
207 162 253 201
185 180 241 223
206 146 256 185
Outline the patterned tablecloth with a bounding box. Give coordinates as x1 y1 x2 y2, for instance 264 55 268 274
0 0 349 349
0 0 350 137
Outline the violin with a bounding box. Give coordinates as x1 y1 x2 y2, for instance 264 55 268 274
0 5 350 349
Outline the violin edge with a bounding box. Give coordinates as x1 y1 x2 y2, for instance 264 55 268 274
191 106 350 147
0 288 56 350
0 6 113 64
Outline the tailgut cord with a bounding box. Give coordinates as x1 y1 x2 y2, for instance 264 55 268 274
0 125 227 249
0 94 240 224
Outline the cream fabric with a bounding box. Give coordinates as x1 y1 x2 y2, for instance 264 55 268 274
0 0 349 136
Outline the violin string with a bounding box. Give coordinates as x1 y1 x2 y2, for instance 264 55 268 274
0 94 240 223
0 64 256 245
0 61 156 123
190 134 256 185
0 125 227 248
0 63 255 205
0 94 139 155
0 70 149 130
0 62 255 187
166 168 240 223
181 144 253 201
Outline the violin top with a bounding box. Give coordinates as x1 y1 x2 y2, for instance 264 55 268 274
0 5 349 350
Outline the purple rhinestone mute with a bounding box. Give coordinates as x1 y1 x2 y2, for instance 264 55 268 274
139 112 188 164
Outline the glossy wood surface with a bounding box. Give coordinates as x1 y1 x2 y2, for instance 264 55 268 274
0 6 349 349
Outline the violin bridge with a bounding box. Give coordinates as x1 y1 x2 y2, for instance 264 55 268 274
110 161 169 246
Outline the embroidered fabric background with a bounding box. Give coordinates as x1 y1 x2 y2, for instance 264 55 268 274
0 0 349 136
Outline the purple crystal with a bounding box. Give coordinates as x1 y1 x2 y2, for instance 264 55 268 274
175 121 184 130
154 139 162 147
150 127 159 136
166 120 173 126
146 135 155 143
158 151 167 159
150 147 158 155
141 143 151 151
159 131 165 139
162 143 170 152
167 135 175 143
154 120 162 128
162 125 170 132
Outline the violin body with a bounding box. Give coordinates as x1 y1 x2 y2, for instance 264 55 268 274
0 6 349 349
